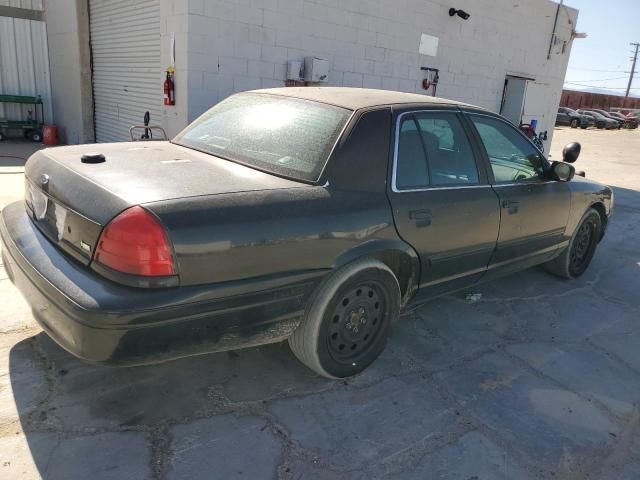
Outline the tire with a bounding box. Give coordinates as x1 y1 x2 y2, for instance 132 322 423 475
288 258 401 379
31 131 42 142
580 125 588 129
0 131 4 141
544 208 602 279
570 119 579 128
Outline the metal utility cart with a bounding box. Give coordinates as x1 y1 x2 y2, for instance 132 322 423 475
0 94 44 142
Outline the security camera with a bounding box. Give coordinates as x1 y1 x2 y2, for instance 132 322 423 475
449 8 471 20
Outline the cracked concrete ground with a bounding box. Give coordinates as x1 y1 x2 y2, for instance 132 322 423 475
1 128 639 479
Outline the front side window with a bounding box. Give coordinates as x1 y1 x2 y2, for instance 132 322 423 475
395 112 479 190
470 115 544 183
173 93 351 182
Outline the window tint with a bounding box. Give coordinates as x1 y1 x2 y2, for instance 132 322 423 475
415 113 479 185
173 93 351 182
395 112 479 190
396 117 429 189
470 115 544 183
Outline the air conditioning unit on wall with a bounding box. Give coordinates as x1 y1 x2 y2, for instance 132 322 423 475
303 57 329 83
287 60 303 81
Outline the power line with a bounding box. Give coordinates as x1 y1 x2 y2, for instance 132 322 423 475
567 67 628 73
564 81 640 90
565 76 629 82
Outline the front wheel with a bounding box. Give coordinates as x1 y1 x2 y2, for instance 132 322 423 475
288 258 400 379
570 119 579 128
31 131 42 142
544 208 602 279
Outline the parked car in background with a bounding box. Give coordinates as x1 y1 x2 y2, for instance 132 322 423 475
587 109 623 129
577 110 619 129
579 112 597 128
0 88 614 378
608 111 639 129
556 107 588 128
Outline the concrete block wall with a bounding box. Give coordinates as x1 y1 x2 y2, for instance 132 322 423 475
178 0 577 152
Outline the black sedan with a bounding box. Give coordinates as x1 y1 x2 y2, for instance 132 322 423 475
556 107 588 128
588 108 625 129
577 109 619 129
0 88 613 378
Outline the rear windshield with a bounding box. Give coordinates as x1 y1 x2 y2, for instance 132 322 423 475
173 93 352 182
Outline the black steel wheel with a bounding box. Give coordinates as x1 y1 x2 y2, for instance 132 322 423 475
544 208 602 279
326 282 388 365
289 258 400 378
568 214 599 277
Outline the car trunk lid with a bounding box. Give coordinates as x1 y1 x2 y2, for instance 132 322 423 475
24 141 304 265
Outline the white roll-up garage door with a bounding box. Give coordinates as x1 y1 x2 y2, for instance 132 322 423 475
89 0 162 143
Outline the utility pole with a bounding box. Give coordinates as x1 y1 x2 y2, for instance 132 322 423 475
626 42 640 99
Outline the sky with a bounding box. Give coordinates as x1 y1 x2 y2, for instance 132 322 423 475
564 0 640 97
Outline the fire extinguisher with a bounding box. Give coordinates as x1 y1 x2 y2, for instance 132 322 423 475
164 70 175 106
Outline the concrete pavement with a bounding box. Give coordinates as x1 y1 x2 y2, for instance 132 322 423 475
1 128 639 479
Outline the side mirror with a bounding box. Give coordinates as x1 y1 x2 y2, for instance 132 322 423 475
552 161 575 182
562 142 581 163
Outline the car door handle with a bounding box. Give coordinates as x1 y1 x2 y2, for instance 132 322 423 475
501 200 520 214
409 209 432 227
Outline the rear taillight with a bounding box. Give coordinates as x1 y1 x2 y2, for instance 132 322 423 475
93 206 177 277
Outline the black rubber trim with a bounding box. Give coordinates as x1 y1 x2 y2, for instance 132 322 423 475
90 261 180 289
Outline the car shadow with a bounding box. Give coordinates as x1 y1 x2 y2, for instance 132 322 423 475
7 184 639 479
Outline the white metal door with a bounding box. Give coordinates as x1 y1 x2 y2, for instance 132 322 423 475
89 0 161 142
0 15 52 126
500 76 528 126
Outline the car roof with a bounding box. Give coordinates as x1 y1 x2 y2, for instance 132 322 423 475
248 87 479 111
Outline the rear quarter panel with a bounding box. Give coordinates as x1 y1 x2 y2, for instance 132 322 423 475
146 187 400 285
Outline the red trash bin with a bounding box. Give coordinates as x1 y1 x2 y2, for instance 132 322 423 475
42 124 59 145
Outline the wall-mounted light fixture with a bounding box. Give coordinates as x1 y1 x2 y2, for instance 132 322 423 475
449 8 470 20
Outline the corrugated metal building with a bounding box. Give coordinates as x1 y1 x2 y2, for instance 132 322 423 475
0 0 51 127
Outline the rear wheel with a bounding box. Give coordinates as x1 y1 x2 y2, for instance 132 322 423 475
0 131 4 141
570 118 579 128
288 258 400 378
544 208 602 279
31 131 42 142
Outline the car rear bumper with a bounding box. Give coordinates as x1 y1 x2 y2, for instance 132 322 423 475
1 201 325 366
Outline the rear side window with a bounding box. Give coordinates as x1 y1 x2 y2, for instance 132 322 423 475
395 112 479 190
396 117 430 189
